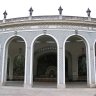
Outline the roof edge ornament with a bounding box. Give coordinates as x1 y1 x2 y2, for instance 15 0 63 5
86 8 91 17
3 10 7 19
58 6 63 15
3 10 7 23
29 7 33 16
86 8 91 21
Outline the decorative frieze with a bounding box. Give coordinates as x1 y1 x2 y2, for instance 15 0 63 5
0 24 95 32
34 46 57 56
0 17 96 33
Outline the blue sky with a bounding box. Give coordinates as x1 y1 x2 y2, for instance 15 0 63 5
0 0 96 19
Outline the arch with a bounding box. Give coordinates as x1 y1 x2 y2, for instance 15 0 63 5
31 34 59 87
2 35 27 85
63 34 90 86
30 34 59 84
31 34 59 51
63 34 89 47
31 34 59 48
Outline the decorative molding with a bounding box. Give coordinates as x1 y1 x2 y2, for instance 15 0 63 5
43 30 47 35
0 24 96 34
35 46 57 55
0 18 96 32
0 19 96 29
75 30 78 35
39 25 49 29
14 31 17 36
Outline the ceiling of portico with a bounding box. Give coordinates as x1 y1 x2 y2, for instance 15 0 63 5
66 36 84 43
34 35 56 44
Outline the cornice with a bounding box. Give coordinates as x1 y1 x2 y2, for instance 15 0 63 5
0 16 96 28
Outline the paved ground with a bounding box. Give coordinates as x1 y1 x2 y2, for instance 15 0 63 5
0 86 96 96
1 82 96 96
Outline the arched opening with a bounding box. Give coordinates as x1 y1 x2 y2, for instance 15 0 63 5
33 35 57 88
5 36 25 86
65 35 87 87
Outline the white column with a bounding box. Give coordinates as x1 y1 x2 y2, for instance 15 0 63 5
33 56 37 76
24 45 31 88
95 48 96 85
0 46 5 85
72 54 78 81
57 46 65 88
1 45 8 85
88 45 95 87
8 59 13 80
68 56 72 81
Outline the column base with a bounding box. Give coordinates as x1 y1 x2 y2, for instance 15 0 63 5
0 82 6 86
87 83 96 88
57 84 66 89
24 83 32 88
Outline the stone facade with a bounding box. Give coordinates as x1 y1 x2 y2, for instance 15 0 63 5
0 15 96 88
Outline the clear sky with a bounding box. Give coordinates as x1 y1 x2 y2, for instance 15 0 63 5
0 0 96 19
